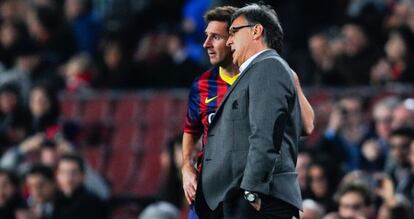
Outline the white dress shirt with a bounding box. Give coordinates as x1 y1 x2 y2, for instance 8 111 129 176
239 49 271 74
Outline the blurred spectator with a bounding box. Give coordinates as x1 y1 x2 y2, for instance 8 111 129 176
181 0 210 65
333 22 381 85
26 5 76 65
0 133 45 176
370 26 414 85
0 84 29 153
95 37 134 89
385 1 413 30
360 96 399 171
372 96 400 143
158 135 185 210
385 127 413 187
62 53 95 93
334 183 374 219
305 163 336 212
297 151 313 193
0 169 24 219
301 199 325 219
307 32 339 86
64 0 101 55
360 138 386 172
54 154 107 219
0 19 28 70
164 31 203 87
318 94 368 171
0 0 26 21
398 140 414 205
28 85 60 134
374 174 413 219
24 165 56 219
138 201 179 219
0 136 110 200
0 40 49 100
392 99 414 129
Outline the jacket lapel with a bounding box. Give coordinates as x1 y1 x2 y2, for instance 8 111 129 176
209 49 277 127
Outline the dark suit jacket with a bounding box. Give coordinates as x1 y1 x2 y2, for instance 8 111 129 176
200 49 302 211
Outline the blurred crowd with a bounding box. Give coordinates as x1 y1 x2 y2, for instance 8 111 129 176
0 0 412 219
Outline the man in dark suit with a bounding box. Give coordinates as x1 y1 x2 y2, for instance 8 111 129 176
198 3 302 218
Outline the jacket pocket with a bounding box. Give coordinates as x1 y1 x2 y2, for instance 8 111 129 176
224 89 247 121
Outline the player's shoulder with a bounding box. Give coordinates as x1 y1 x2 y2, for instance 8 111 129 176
191 67 219 85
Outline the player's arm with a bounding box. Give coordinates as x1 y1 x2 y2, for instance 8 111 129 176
182 79 203 204
182 132 201 204
291 70 314 135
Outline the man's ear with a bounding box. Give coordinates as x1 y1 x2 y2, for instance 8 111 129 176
252 24 264 40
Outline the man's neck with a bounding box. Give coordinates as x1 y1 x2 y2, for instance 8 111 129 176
220 64 239 77
246 44 268 61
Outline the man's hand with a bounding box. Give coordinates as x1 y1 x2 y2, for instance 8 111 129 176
250 197 261 211
182 163 198 204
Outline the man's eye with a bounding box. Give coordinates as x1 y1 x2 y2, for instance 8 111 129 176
213 35 221 40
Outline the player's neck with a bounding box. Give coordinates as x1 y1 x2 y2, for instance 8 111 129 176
220 64 239 77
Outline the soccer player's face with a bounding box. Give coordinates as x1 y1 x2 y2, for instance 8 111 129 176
203 21 233 66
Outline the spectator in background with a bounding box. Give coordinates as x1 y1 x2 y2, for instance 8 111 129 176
398 140 414 206
297 151 313 194
24 165 56 219
307 32 339 86
334 183 374 219
385 127 413 188
360 97 400 172
392 99 414 129
28 85 60 134
0 19 28 70
0 169 24 219
333 22 381 85
138 201 179 219
181 0 210 65
163 31 203 87
0 84 29 153
0 136 110 200
62 53 95 93
54 154 107 219
64 0 101 55
305 163 336 212
300 199 325 219
0 0 26 21
26 5 76 65
0 41 42 100
158 135 186 211
95 36 134 89
318 94 368 171
371 26 414 85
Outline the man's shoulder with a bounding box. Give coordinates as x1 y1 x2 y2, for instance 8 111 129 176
197 67 219 82
189 67 220 89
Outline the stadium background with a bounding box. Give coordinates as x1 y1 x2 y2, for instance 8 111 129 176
0 0 413 218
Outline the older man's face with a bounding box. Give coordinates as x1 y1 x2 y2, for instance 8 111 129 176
226 16 255 67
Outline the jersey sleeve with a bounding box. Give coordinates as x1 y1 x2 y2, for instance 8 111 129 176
183 79 203 134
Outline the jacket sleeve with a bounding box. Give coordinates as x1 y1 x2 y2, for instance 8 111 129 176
240 58 295 193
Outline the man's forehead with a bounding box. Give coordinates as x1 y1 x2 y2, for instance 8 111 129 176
205 21 229 34
230 16 246 27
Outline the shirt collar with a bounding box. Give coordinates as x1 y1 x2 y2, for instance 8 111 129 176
239 49 270 73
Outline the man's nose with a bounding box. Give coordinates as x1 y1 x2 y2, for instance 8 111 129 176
226 36 233 47
203 37 211 48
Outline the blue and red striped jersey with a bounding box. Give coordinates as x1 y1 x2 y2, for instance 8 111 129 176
184 67 239 145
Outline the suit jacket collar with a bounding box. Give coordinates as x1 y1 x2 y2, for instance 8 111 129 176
209 49 279 127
